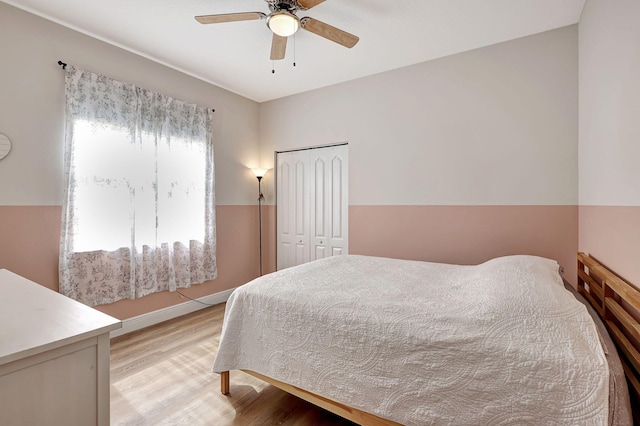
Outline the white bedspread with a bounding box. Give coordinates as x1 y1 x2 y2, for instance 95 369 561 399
212 255 609 425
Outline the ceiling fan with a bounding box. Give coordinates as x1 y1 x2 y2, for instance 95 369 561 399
195 0 359 61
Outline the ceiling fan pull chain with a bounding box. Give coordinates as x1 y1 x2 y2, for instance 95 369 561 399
293 33 296 67
272 60 275 74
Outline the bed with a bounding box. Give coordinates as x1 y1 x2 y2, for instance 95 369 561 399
212 254 638 425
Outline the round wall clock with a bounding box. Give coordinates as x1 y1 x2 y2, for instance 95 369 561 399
0 134 11 160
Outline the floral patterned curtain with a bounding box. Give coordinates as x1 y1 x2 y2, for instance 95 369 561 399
59 66 216 306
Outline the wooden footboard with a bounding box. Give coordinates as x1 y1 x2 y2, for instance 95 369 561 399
577 252 640 425
219 370 401 426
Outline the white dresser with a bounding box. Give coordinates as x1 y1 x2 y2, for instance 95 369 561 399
0 269 121 425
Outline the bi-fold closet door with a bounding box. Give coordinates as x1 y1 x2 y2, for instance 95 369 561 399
276 144 348 271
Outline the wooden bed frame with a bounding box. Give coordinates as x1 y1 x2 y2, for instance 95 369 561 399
218 253 640 425
220 370 400 426
577 252 640 425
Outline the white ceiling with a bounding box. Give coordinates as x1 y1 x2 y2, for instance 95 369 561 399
3 0 585 102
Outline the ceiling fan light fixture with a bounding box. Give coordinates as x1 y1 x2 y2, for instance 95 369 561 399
267 11 300 37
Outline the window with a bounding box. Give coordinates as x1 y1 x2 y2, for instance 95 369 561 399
59 66 216 306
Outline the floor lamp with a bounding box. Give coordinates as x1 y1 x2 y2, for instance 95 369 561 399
252 168 267 276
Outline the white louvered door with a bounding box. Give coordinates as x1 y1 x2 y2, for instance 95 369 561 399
276 152 311 269
276 144 348 270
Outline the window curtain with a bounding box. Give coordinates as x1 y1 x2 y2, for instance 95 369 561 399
59 66 216 306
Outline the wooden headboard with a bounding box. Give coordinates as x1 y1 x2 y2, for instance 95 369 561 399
577 252 640 425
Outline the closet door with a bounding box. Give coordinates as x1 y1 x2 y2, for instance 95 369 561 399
309 145 348 261
277 145 348 270
276 151 311 270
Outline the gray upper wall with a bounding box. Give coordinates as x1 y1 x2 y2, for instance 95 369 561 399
579 0 640 207
0 1 260 206
259 26 579 206
0 0 580 208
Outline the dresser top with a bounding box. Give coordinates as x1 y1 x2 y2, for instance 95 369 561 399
0 269 121 365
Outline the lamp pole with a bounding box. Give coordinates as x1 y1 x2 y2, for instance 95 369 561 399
257 176 264 276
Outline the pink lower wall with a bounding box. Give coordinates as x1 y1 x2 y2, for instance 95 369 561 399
0 205 261 320
0 204 580 320
579 206 640 287
0 206 61 290
350 205 579 285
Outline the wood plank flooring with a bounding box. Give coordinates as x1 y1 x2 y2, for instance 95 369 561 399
110 303 356 425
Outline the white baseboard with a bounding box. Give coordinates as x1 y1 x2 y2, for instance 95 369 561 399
110 287 236 338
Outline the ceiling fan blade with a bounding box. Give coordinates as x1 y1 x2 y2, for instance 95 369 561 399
270 34 287 60
300 17 359 48
195 12 266 25
298 0 326 10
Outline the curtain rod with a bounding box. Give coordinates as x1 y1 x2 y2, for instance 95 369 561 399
57 60 215 112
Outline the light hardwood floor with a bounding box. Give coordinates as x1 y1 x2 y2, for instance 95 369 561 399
110 303 356 425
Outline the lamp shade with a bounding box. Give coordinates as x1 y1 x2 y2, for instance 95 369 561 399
267 11 300 37
251 168 268 178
